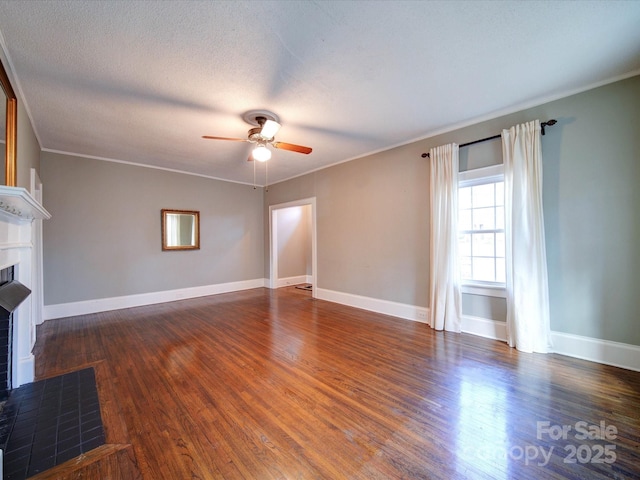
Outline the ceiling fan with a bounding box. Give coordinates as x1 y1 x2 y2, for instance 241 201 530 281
202 110 312 162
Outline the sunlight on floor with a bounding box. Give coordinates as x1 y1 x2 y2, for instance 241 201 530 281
456 369 509 479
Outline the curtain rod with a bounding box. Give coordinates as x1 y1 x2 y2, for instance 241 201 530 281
420 119 557 158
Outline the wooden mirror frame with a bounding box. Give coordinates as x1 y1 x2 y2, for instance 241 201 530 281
161 209 200 251
0 58 17 187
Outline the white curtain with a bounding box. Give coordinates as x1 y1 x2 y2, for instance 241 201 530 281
429 143 462 332
502 120 552 353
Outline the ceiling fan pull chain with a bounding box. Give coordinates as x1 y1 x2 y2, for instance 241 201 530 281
253 157 256 189
265 160 269 192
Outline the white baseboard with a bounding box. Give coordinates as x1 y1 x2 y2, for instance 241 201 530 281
551 331 640 372
43 278 267 320
315 288 429 323
316 288 640 372
459 316 640 372
43 283 640 372
461 315 507 341
276 275 309 288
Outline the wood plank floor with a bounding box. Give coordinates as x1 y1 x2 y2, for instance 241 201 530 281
34 287 640 479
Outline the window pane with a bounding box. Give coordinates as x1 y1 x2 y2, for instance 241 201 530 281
496 206 504 230
458 178 506 286
461 257 472 280
496 232 505 258
472 207 495 230
472 233 495 257
459 186 472 209
495 182 504 206
496 258 506 283
473 257 495 282
458 234 471 256
472 183 494 208
459 209 472 231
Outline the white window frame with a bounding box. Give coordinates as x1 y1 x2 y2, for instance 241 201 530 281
458 164 506 298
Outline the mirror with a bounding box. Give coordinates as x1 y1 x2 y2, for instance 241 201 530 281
162 209 200 251
0 58 17 186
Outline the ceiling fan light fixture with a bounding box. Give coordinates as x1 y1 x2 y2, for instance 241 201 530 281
253 144 271 162
260 119 281 139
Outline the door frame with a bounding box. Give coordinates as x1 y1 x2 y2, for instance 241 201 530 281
269 197 317 298
30 168 45 329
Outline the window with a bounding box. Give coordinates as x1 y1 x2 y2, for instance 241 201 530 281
458 165 505 288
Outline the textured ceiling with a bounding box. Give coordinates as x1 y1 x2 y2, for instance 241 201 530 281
0 1 639 186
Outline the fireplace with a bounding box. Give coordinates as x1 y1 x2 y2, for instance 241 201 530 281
0 185 50 391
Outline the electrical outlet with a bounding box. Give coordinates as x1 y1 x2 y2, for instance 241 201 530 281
417 310 427 320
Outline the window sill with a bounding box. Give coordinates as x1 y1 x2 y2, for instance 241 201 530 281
461 283 506 298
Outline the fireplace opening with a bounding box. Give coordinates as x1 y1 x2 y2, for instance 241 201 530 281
0 266 32 402
0 266 15 403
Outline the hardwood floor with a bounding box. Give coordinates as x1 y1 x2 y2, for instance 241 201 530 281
34 287 640 479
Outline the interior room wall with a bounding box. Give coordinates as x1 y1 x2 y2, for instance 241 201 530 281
305 204 312 276
276 205 312 281
41 151 264 305
265 75 640 347
265 147 430 307
16 99 40 189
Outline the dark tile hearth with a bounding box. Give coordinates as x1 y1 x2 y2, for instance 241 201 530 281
0 367 105 479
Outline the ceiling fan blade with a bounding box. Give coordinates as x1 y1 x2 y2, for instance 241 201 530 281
272 142 312 154
202 135 248 142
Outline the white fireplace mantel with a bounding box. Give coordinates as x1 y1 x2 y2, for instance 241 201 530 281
0 186 51 221
0 185 50 388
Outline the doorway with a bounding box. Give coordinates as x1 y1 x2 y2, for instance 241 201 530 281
269 197 317 298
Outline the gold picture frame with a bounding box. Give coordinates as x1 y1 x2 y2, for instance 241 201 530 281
0 58 17 187
161 209 200 251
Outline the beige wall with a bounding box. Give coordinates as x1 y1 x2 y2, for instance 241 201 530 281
41 151 264 304
265 144 430 306
276 205 312 279
16 99 40 189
